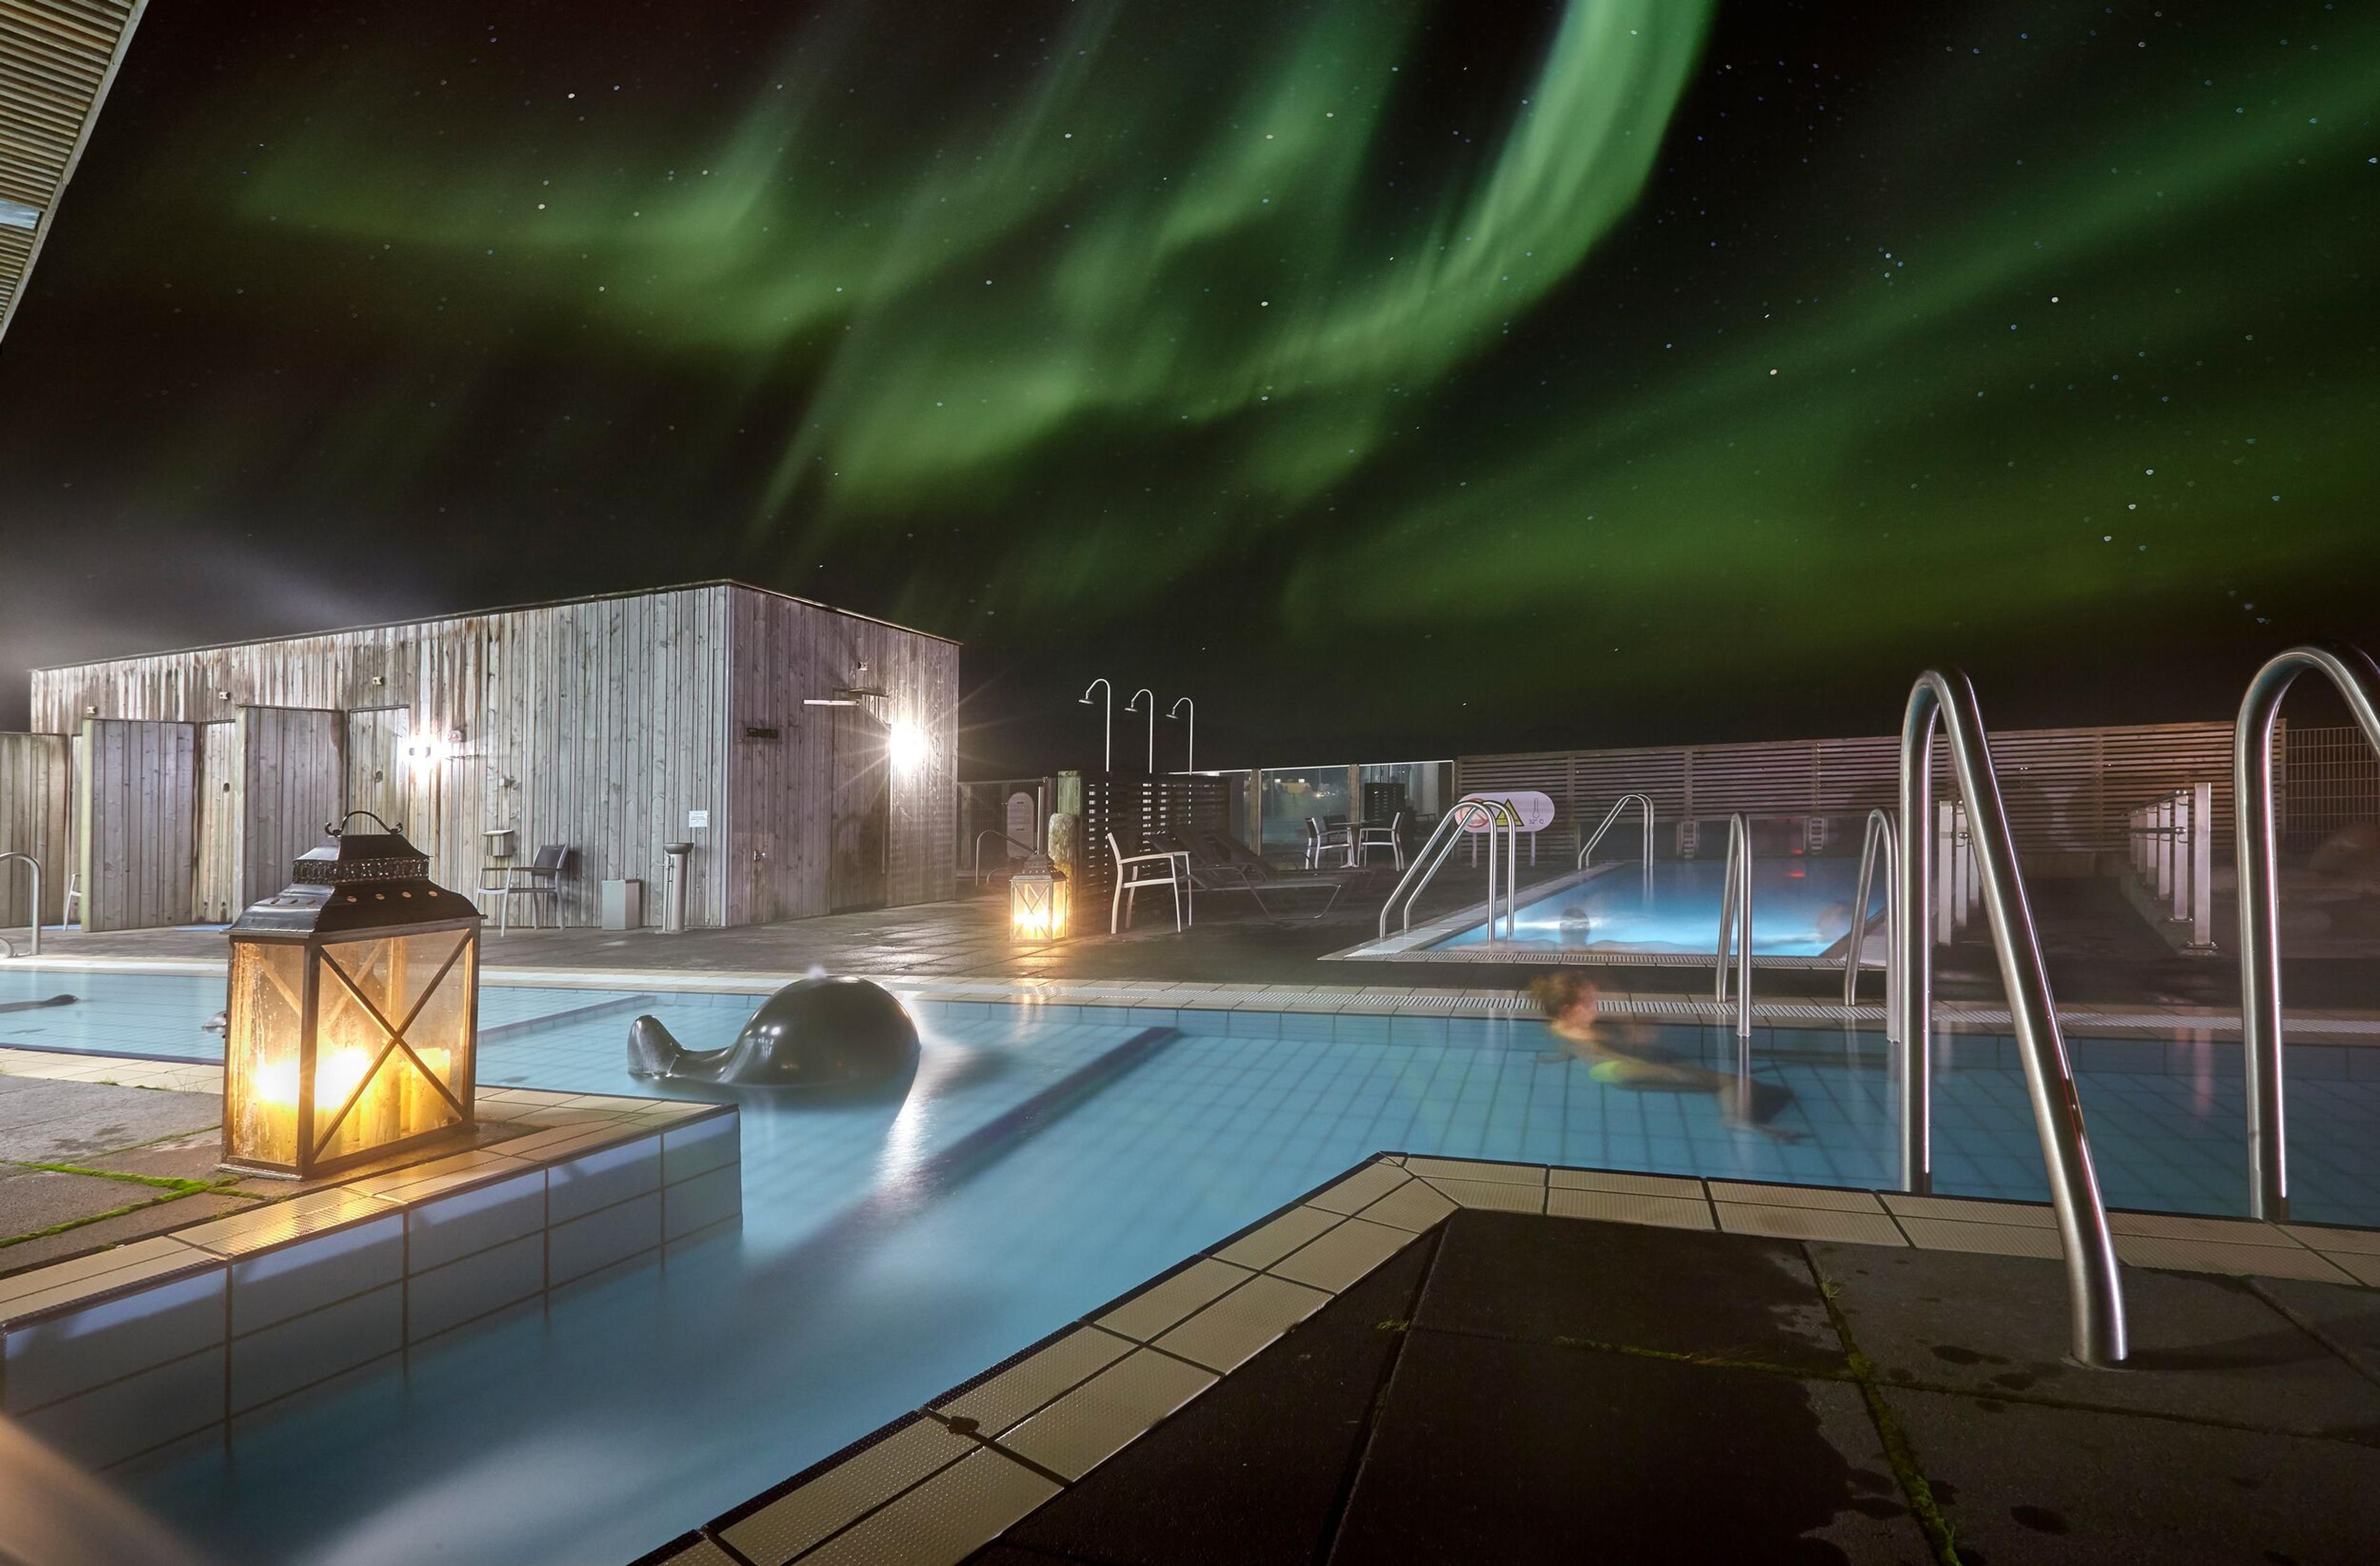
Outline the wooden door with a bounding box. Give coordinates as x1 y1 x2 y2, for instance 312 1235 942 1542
829 706 889 912
240 707 345 908
194 722 237 922
344 707 410 831
76 718 198 932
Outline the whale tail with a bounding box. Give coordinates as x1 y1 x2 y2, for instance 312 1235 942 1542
626 1014 687 1078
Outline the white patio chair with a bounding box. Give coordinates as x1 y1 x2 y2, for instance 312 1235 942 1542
1355 811 1405 869
1108 832 1190 934
1305 816 1355 870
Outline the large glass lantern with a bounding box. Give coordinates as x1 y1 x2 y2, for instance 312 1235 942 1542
223 814 483 1178
1008 853 1069 941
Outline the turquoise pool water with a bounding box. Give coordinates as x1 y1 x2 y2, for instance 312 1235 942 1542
1431 856 1872 957
3 967 2377 1564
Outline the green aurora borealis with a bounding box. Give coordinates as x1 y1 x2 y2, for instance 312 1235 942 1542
1 0 2375 764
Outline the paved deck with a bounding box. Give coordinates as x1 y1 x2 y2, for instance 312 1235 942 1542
637 1157 2380 1566
26 874 2380 1019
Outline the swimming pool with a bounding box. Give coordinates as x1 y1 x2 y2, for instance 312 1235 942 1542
4 966 2378 1564
1344 856 1884 965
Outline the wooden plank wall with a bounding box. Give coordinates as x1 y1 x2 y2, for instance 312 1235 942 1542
25 583 956 930
0 732 69 927
77 718 195 931
723 586 960 923
194 721 236 922
236 706 343 911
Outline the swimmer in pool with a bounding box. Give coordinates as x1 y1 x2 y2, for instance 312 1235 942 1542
1527 970 1802 1140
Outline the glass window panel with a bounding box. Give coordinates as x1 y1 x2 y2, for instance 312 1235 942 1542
226 941 306 1167
312 930 470 1164
1258 768 1352 859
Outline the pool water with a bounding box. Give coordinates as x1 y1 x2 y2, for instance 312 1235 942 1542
4 967 2378 1564
1432 856 1875 958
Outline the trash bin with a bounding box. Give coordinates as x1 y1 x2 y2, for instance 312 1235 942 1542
662 843 694 933
601 878 645 931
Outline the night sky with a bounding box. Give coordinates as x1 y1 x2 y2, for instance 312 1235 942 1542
1 1 2373 773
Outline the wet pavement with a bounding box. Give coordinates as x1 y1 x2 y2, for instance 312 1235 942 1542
970 1212 2380 1565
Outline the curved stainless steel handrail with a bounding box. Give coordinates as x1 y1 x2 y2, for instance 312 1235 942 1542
2235 643 2380 1221
1712 814 1752 1040
0 853 39 959
1844 809 1899 1040
972 829 1041 886
1377 799 1516 939
1898 669 2125 1367
1576 793 1656 904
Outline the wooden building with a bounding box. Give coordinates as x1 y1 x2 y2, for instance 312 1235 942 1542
9 582 959 932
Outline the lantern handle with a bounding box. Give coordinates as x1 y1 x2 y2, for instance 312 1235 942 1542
328 810 404 838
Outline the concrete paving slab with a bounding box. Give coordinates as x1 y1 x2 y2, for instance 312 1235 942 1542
0 1076 219 1163
2251 1275 2380 1385
1417 1210 1845 1372
1000 1241 1434 1566
1887 1383 2380 1565
0 1192 253 1273
80 1130 227 1184
1811 1242 2380 1437
0 1166 169 1236
1333 1331 1926 1565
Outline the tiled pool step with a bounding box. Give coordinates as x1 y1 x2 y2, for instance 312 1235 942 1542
632 1155 2380 1566
0 1070 739 1471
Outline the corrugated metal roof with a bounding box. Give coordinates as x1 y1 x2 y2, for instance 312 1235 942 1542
0 0 148 345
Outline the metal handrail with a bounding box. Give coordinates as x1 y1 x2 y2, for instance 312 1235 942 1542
1897 669 2125 1368
0 853 39 959
1377 798 1517 939
1576 793 1655 904
1844 809 1900 1040
2236 643 2380 1221
1712 814 1752 1040
972 829 1041 886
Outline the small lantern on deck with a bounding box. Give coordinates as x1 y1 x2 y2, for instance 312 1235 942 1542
1008 853 1069 942
222 812 482 1178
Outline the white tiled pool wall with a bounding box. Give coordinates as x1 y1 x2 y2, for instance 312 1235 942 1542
0 1100 741 1470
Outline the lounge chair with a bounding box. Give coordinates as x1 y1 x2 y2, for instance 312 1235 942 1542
1168 829 1352 919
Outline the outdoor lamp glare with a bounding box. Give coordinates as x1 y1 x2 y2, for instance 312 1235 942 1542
1008 853 1069 942
221 812 482 1178
888 719 928 775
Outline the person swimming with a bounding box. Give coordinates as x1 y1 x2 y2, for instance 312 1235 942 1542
1527 970 1801 1140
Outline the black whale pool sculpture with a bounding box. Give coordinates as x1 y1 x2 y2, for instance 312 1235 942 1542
625 975 920 1089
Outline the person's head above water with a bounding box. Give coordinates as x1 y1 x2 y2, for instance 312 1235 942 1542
1527 970 1598 1025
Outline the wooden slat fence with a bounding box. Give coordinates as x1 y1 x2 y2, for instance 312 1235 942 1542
1460 720 2244 862
0 731 68 927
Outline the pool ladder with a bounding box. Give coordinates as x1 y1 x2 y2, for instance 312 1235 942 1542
2234 644 2380 1222
0 852 39 959
1713 814 1752 1042
1844 809 1901 1042
1378 798 1522 941
1575 793 1656 903
1897 669 2125 1368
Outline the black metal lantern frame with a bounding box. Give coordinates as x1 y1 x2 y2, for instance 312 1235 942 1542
222 813 484 1178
